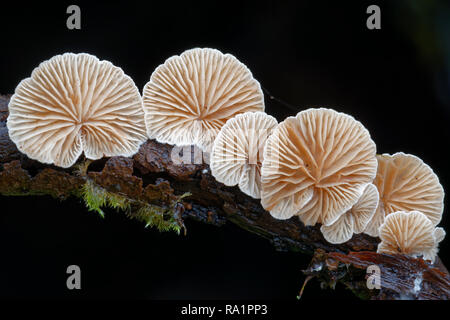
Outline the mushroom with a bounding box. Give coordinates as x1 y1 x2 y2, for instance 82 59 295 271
364 152 444 237
7 53 147 168
321 183 379 244
142 48 265 153
377 210 445 263
261 108 377 226
210 111 278 198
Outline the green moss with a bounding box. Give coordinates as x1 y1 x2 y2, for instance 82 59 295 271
81 179 109 218
134 205 181 235
80 177 190 234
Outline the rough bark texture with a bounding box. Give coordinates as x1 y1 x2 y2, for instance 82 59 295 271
1 94 449 300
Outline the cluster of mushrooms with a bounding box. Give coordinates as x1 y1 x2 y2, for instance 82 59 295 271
7 49 445 263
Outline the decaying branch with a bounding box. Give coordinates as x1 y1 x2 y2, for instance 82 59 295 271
0 94 449 299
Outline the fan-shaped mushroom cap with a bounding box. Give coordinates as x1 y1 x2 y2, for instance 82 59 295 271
142 48 265 153
377 211 445 263
261 108 377 225
7 53 147 168
364 153 444 237
210 111 277 199
321 183 379 244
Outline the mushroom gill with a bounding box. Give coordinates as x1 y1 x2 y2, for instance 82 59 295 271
364 152 444 237
377 210 445 263
7 53 147 168
210 111 277 198
142 48 265 153
261 108 377 226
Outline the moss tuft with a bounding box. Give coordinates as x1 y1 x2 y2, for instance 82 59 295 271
81 179 109 218
80 175 189 234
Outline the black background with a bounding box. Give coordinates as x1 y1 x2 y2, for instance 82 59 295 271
0 0 449 300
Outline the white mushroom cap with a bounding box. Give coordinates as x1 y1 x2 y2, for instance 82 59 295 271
210 111 277 199
321 183 379 244
7 53 147 168
261 108 377 226
364 152 444 237
377 210 445 263
142 48 265 153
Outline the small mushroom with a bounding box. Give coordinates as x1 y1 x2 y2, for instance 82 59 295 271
377 210 445 263
321 183 379 244
364 152 444 237
142 48 265 153
7 53 147 168
210 111 278 198
261 108 377 226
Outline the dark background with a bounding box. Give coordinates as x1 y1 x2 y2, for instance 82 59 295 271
0 0 449 300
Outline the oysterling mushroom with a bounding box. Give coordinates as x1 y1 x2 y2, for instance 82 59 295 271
261 108 377 226
7 53 147 168
377 210 445 263
142 48 265 153
321 183 379 244
364 152 444 237
210 111 278 199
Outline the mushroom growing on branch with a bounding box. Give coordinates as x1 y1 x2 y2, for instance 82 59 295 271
261 108 377 226
210 111 278 199
377 210 445 263
320 183 379 244
7 53 147 168
364 152 444 237
142 48 265 153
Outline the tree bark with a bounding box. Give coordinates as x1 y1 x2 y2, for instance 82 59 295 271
1 94 449 300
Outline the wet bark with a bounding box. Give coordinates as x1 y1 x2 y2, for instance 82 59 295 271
1 94 449 300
